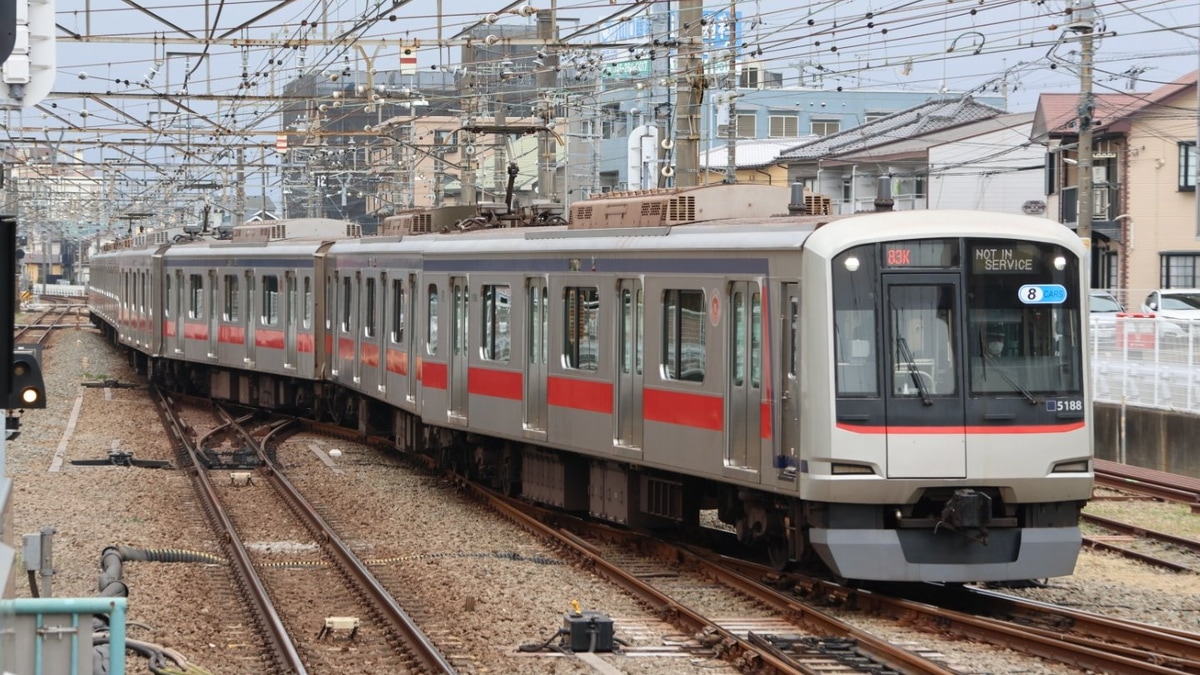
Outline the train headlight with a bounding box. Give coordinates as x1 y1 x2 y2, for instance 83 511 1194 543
843 256 860 272
1053 255 1067 271
20 387 40 405
1051 459 1089 473
831 462 876 475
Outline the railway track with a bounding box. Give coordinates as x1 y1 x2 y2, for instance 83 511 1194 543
449 475 1200 675
14 302 83 344
1094 458 1200 508
152 389 457 674
1082 512 1200 572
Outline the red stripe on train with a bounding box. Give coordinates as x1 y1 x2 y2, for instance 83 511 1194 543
468 367 523 400
219 325 245 345
386 348 409 375
256 328 285 350
183 322 208 340
643 387 723 431
297 333 315 354
360 342 380 368
836 422 1086 434
548 377 613 414
421 360 448 389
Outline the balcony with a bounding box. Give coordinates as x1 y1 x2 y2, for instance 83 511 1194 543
1060 184 1120 225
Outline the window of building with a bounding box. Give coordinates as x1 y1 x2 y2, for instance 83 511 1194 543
364 277 376 338
223 274 239 321
768 115 798 138
662 289 705 382
863 111 890 123
482 285 511 362
1181 141 1197 191
391 279 405 344
735 113 756 138
433 129 458 148
738 67 760 89
427 284 439 355
811 119 841 136
564 286 599 370
262 275 279 326
188 274 203 319
1161 253 1200 288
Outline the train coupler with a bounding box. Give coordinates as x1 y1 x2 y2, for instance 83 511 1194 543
936 489 992 543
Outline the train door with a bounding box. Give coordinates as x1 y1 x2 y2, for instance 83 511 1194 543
778 283 801 471
173 270 184 354
207 271 219 359
285 273 297 369
373 273 386 389
353 272 364 384
245 272 257 368
524 278 548 434
406 274 417 402
726 281 762 473
615 278 643 450
882 274 966 478
449 276 469 421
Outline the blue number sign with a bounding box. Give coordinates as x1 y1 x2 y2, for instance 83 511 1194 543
1018 284 1067 305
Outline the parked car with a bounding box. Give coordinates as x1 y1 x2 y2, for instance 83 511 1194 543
1142 289 1200 320
1089 290 1124 343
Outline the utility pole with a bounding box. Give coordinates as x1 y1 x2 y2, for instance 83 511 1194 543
536 9 559 202
674 0 703 188
724 2 737 184
1074 0 1096 284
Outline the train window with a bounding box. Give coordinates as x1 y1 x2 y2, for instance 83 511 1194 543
482 285 511 362
188 274 203 319
223 274 239 322
286 275 296 327
889 285 957 397
365 277 377 338
751 292 762 388
620 287 643 375
965 239 1082 395
164 274 171 318
564 286 600 371
140 272 147 314
662 289 705 382
262 275 280 326
833 245 879 396
341 276 352 332
390 279 405 343
302 277 312 329
427 284 439 355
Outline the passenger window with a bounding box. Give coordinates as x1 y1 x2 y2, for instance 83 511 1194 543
482 285 511 362
262 275 279 326
662 289 705 382
563 286 599 370
427 284 439 355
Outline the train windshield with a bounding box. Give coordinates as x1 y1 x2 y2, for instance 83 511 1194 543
965 239 1082 396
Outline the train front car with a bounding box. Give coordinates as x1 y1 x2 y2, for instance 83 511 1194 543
803 211 1091 583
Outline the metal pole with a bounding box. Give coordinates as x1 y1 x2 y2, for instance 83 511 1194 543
674 0 703 188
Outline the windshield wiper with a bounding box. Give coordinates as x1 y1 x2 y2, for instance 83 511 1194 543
896 337 933 406
982 352 1039 405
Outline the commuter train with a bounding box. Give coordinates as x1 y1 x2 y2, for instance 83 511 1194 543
88 184 1093 582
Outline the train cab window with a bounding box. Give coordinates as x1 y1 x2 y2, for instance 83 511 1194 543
302 277 312 329
564 286 600 371
663 289 705 382
890 285 957 397
833 245 879 396
364 277 377 338
223 274 239 322
340 276 352 332
188 273 203 319
427 284 439 355
965 240 1082 395
482 285 511 362
262 275 280 326
391 279 405 343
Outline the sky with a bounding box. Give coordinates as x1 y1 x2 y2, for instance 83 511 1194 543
3 0 1198 223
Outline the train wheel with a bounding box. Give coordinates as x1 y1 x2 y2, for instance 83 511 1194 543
766 535 791 571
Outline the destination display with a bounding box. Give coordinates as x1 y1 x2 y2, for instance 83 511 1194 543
971 244 1038 273
881 239 958 268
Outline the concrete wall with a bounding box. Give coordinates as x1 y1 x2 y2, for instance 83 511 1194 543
1095 403 1200 478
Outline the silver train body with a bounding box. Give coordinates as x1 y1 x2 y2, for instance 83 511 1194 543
88 185 1093 582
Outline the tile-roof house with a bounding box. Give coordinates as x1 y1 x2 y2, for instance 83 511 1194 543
699 137 817 186
781 96 1007 213
1031 71 1198 291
